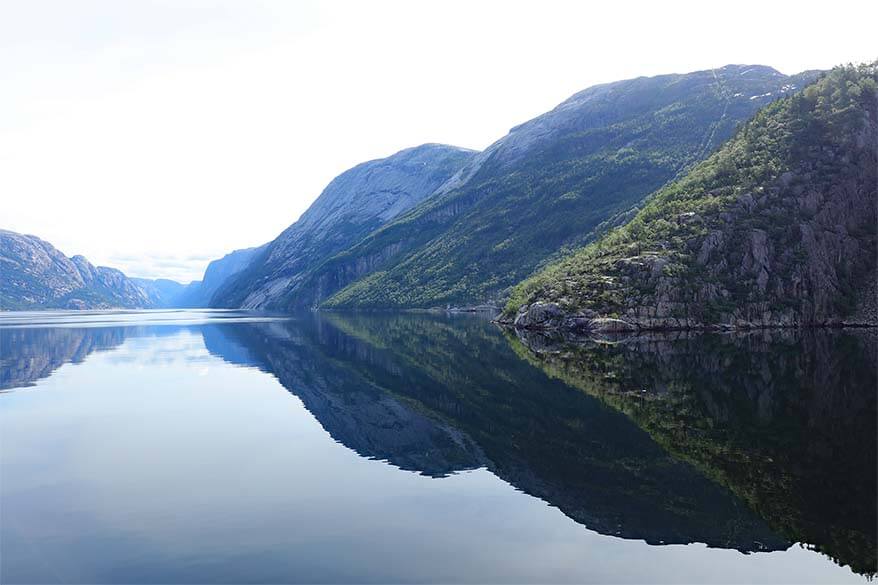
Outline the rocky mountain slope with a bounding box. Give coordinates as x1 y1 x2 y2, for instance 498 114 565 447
211 144 476 309
0 229 154 310
505 64 877 331
315 65 819 310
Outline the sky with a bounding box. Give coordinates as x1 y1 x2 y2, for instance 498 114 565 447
2 1 876 283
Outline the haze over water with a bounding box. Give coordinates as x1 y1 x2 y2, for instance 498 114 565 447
1 310 874 583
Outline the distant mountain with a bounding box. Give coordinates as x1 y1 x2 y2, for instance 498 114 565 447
505 64 877 331
314 65 820 310
129 246 263 309
0 229 154 310
175 246 263 307
210 143 476 309
132 278 187 308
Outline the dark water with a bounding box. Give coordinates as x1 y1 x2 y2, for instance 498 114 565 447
1 310 874 583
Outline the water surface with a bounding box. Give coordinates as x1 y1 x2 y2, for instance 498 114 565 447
1 310 874 583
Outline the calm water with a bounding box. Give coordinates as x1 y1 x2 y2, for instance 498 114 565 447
1 310 875 584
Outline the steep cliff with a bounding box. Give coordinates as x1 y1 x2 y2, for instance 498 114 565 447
211 144 475 309
507 64 877 331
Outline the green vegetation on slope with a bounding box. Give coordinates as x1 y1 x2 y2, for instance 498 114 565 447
506 64 878 327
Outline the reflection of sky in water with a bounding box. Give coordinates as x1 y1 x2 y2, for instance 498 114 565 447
0 309 290 329
0 318 868 584
104 330 214 367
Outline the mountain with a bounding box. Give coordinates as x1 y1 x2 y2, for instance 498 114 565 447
171 246 263 307
312 65 819 311
0 227 250 311
199 246 262 301
0 229 154 310
211 144 476 309
505 64 877 331
130 246 262 308
132 278 187 308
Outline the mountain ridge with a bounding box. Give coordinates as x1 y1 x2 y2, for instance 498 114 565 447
0 229 154 310
314 64 820 311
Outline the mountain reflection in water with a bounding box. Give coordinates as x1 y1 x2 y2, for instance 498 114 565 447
509 325 877 576
1 311 874 581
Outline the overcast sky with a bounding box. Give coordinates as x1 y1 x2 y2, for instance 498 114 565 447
2 0 876 282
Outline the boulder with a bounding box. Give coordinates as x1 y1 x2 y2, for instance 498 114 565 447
513 302 565 329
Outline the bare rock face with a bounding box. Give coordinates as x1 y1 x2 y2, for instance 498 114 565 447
513 303 565 329
1 230 84 305
210 143 476 310
512 303 638 333
0 229 153 310
553 144 877 332
621 133 877 330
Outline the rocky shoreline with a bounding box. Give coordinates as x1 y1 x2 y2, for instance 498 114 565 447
495 301 878 333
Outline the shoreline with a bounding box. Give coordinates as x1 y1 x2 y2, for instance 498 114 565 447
493 316 878 334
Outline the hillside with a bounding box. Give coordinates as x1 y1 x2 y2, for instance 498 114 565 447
505 64 877 331
211 144 476 309
316 65 819 310
0 229 155 310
